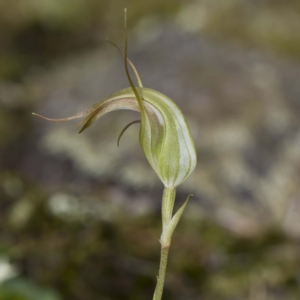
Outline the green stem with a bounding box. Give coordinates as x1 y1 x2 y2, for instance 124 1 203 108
153 244 170 300
153 187 176 300
161 187 176 228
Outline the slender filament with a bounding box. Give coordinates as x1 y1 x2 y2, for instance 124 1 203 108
117 120 141 146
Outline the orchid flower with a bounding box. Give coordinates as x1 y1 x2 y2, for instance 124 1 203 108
33 10 197 300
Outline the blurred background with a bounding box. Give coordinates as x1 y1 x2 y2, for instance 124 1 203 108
1 0 300 299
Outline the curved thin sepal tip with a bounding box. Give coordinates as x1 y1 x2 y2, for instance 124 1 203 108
117 120 140 146
106 38 143 88
32 112 85 123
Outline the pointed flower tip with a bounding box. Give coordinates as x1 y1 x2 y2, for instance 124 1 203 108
78 126 86 134
185 194 193 202
32 112 44 118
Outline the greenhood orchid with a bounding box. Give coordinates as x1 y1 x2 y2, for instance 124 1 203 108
33 13 197 300
33 63 197 190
